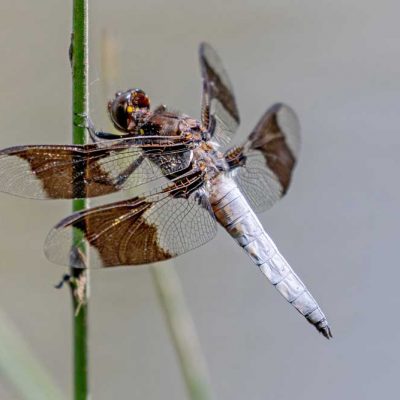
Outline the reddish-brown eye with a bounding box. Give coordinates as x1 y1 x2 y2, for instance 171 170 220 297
108 89 151 132
131 89 150 109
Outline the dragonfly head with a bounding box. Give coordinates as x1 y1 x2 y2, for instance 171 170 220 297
108 88 151 132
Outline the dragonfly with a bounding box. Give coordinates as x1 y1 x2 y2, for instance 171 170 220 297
0 43 331 338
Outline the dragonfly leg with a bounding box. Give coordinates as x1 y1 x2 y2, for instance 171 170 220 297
84 116 127 142
73 111 89 129
92 130 127 141
73 112 97 141
54 273 71 289
73 112 126 142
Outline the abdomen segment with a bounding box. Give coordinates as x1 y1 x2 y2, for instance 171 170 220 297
210 175 332 338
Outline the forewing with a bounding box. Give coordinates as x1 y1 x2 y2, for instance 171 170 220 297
199 43 240 146
0 139 193 199
44 170 217 268
227 103 300 212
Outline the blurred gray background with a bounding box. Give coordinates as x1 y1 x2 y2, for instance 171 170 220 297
0 0 399 399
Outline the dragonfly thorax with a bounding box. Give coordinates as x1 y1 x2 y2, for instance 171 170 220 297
192 143 228 182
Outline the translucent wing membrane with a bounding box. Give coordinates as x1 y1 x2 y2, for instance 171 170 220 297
0 137 193 199
45 170 217 268
199 43 240 146
226 103 300 213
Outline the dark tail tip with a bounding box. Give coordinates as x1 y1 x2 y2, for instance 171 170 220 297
319 325 333 340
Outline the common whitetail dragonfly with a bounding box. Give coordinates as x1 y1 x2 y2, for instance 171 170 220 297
0 43 331 338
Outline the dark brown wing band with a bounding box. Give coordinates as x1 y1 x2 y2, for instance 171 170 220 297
45 170 217 268
199 43 240 145
248 103 300 194
226 103 300 213
0 141 193 199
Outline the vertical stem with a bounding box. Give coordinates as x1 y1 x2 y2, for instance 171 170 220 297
0 308 67 400
151 265 215 400
71 1 89 399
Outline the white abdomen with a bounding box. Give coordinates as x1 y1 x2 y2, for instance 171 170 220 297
209 174 330 336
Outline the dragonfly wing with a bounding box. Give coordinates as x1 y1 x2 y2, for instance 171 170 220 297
225 103 300 212
0 139 193 199
45 170 217 268
199 43 240 147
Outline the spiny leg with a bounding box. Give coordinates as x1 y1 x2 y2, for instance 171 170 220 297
73 112 126 142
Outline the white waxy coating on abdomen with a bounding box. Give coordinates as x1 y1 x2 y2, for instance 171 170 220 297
209 174 329 330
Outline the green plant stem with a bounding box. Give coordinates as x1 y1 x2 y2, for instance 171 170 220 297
71 1 89 400
151 265 215 400
0 308 66 400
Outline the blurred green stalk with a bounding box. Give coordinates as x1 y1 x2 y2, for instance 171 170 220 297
0 308 66 400
151 265 215 400
71 1 89 399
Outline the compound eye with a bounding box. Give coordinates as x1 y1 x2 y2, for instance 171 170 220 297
109 97 129 131
132 89 150 110
114 104 128 130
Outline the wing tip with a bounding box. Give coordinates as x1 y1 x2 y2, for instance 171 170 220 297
265 102 301 156
44 217 91 269
267 103 299 128
199 41 211 53
199 42 220 64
